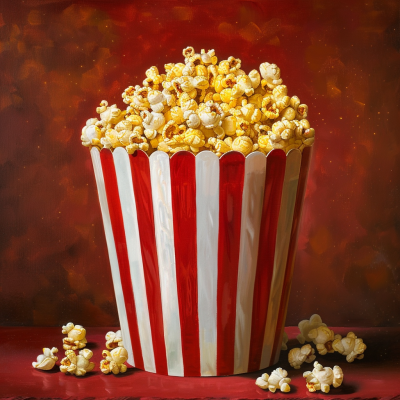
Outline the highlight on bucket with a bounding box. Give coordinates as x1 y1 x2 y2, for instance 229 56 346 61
91 147 312 377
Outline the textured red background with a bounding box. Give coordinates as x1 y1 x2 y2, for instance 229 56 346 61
0 0 399 327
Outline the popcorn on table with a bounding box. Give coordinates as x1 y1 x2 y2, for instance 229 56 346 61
61 322 87 351
32 347 58 370
303 361 343 393
288 344 316 369
333 332 367 362
308 326 336 355
60 349 95 376
105 330 124 350
297 314 327 344
81 46 316 157
100 347 128 375
255 368 291 392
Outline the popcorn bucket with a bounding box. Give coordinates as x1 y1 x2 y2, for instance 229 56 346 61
90 146 311 377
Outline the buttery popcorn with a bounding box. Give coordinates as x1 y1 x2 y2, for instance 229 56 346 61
255 368 291 393
303 361 343 393
81 47 316 157
288 344 316 369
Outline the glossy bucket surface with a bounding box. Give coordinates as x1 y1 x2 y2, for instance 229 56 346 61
91 147 311 376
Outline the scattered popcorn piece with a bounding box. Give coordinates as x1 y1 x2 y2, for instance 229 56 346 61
100 347 128 375
32 347 58 370
309 326 336 355
332 332 367 362
255 368 291 393
288 344 316 369
105 330 124 349
297 314 327 344
60 349 95 376
62 323 87 351
303 361 343 393
281 331 288 351
81 46 316 157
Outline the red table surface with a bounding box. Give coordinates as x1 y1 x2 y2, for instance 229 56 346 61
0 326 399 400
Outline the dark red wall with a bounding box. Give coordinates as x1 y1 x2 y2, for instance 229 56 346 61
0 0 399 327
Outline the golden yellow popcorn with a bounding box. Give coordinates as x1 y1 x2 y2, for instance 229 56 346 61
272 85 291 110
165 128 205 153
232 136 254 156
143 66 164 90
218 56 241 75
208 137 232 157
126 130 149 154
221 115 237 136
162 120 186 140
200 49 217 65
81 46 316 157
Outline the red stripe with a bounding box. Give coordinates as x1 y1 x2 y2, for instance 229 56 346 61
271 147 312 364
170 151 201 376
129 150 168 375
247 149 286 372
216 151 245 376
100 149 144 370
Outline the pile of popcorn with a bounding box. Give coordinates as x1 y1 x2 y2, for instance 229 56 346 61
32 323 129 376
81 46 315 157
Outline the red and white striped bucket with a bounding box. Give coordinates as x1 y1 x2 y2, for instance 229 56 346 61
90 146 311 376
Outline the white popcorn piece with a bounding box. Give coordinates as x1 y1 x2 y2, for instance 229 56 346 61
288 344 316 369
297 314 327 344
332 332 367 362
281 331 288 350
248 69 261 89
182 62 196 77
199 101 224 129
62 323 87 351
105 330 124 350
303 361 343 393
148 89 166 113
183 110 201 129
81 124 102 148
32 347 58 370
100 347 128 375
140 110 165 132
60 349 95 376
97 101 126 126
259 62 283 89
200 48 217 65
236 74 254 97
255 368 291 393
309 326 336 355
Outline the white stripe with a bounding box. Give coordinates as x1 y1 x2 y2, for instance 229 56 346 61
90 148 134 367
149 151 184 376
195 151 219 376
260 149 302 369
234 152 267 374
113 148 156 373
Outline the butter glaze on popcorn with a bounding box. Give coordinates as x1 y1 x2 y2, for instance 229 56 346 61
81 47 316 157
